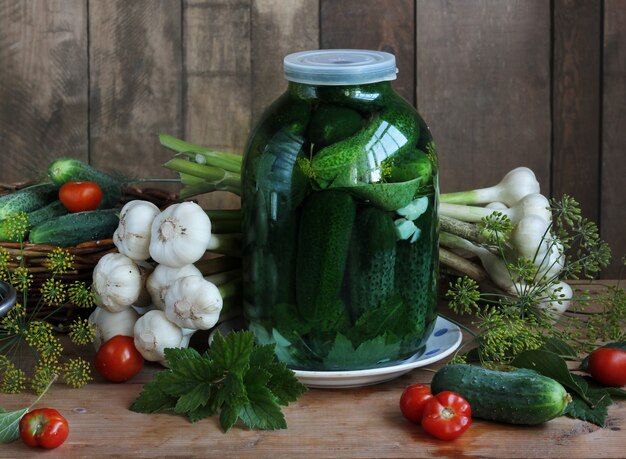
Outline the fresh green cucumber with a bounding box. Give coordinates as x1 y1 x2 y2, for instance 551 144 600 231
431 364 572 425
0 201 68 242
0 183 58 220
47 158 123 208
347 206 397 321
29 209 119 247
296 190 356 331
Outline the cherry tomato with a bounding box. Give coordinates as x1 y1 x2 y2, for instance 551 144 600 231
399 384 433 423
95 335 144 382
421 391 472 441
59 180 103 212
588 347 626 387
19 408 69 449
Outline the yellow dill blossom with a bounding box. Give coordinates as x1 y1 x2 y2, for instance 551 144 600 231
68 318 95 345
25 321 63 364
0 247 11 281
0 354 11 371
31 363 58 395
62 357 92 388
40 278 67 305
46 247 75 275
1 365 27 393
1 302 25 335
11 266 33 292
5 211 29 242
68 281 96 308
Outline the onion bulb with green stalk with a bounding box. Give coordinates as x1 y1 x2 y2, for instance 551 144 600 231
440 167 540 206
89 306 140 350
146 263 203 310
536 281 573 320
149 201 240 268
93 253 144 312
133 310 195 365
510 214 565 280
113 200 161 261
439 193 551 225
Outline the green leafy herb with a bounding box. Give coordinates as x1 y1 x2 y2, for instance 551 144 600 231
323 334 400 368
130 331 307 432
0 407 27 443
564 390 612 426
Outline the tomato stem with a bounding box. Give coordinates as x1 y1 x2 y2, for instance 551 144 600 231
441 407 456 420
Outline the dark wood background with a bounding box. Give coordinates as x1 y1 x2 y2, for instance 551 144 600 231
0 0 624 277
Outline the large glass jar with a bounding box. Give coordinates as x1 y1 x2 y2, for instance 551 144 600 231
242 50 439 371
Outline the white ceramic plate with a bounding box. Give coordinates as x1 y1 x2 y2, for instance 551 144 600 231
293 316 462 389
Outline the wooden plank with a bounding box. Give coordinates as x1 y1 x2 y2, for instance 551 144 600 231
602 0 626 277
1 285 625 458
416 0 552 195
320 0 415 105
89 0 182 181
251 0 320 124
553 0 601 223
0 0 88 182
184 0 251 209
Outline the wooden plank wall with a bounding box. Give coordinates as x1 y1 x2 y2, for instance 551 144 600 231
0 0 624 277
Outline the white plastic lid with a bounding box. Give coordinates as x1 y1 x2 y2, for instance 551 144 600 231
283 49 398 85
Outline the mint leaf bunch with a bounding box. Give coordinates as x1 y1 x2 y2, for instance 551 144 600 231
129 331 307 432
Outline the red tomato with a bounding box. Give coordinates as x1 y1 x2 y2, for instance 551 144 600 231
421 391 472 441
399 384 433 423
588 347 626 387
19 408 69 449
59 181 103 212
95 335 144 382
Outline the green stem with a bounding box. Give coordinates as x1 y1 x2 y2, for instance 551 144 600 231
195 256 241 276
159 134 242 174
218 277 243 301
439 216 489 245
438 313 478 338
164 158 241 188
180 182 241 199
211 219 241 234
208 233 242 256
205 209 242 221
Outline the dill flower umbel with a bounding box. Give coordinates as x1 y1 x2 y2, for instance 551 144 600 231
46 247 75 275
1 365 27 394
40 278 68 305
5 211 29 242
31 363 58 395
68 281 96 308
11 266 33 292
63 358 92 388
0 247 11 281
69 318 96 345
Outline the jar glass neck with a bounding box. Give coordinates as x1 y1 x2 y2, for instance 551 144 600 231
287 80 393 103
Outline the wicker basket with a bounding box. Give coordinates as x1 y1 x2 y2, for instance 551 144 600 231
0 182 178 325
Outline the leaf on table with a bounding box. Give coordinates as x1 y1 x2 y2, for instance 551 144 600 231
572 374 626 399
539 337 578 360
0 407 28 444
511 350 590 403
565 390 612 427
129 331 307 433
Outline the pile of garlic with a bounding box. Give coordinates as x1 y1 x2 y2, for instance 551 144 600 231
89 200 240 366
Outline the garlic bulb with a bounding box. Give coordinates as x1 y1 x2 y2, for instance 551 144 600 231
113 200 161 261
133 310 193 365
93 253 143 312
164 276 223 330
89 306 140 350
146 263 203 310
149 202 212 268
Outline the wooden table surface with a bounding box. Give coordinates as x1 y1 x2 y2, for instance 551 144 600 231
1 290 625 458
